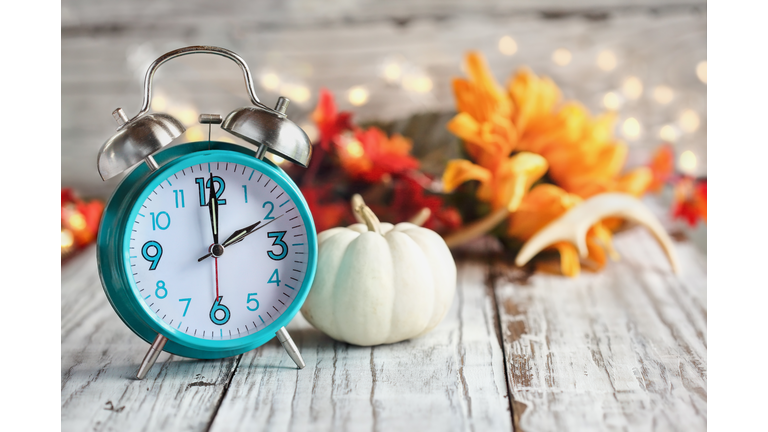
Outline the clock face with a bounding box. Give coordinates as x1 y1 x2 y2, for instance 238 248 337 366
123 152 313 342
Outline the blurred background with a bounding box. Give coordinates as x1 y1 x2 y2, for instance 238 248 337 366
61 0 706 251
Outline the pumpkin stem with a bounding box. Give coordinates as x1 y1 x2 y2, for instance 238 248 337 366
351 194 382 235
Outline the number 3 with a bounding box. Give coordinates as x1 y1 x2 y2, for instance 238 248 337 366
267 231 288 260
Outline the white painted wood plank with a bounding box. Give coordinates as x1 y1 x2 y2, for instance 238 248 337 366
61 246 238 432
209 261 512 432
61 8 706 201
494 228 706 431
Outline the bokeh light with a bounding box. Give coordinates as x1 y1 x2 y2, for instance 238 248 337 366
403 74 433 93
281 84 311 103
383 62 402 83
552 48 572 66
622 117 641 140
61 229 74 249
603 92 622 110
261 72 280 91
622 76 643 100
653 85 674 104
348 86 370 106
345 139 364 158
679 150 697 174
659 124 679 142
499 36 518 56
696 61 707 84
597 50 617 71
679 109 700 133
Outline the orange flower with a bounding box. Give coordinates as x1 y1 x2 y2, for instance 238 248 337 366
647 144 675 193
443 52 653 254
336 127 420 183
443 152 548 212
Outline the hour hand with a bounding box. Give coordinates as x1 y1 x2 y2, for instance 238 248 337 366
222 221 261 247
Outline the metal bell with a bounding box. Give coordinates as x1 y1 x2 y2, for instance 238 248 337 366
96 46 313 180
221 96 312 168
96 110 185 180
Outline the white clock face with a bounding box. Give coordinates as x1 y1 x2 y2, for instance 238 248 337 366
125 158 311 341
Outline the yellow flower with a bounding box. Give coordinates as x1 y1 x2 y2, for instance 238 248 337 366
442 52 646 276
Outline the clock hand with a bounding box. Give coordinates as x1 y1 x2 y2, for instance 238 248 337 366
208 173 219 245
197 214 283 262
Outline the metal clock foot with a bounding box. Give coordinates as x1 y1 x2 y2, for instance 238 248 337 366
136 334 168 380
276 327 305 369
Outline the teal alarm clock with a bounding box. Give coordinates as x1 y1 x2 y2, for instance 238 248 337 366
95 46 317 379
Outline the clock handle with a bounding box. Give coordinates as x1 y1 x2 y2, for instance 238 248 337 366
127 46 274 125
136 333 168 380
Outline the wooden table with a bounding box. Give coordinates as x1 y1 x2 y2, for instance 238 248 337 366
61 225 706 431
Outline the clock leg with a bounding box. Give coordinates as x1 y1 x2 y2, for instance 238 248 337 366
276 327 305 369
136 334 168 380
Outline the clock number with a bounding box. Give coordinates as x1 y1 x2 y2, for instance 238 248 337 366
246 293 260 311
155 280 168 299
268 269 281 287
196 177 227 206
262 201 275 220
179 298 191 317
173 189 185 208
267 231 288 260
150 211 171 230
210 296 230 325
242 185 248 203
141 241 162 270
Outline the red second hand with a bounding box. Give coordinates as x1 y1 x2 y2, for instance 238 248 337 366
214 257 220 300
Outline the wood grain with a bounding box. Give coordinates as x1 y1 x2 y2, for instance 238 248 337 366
492 227 706 432
61 246 241 432
209 261 511 432
61 1 706 200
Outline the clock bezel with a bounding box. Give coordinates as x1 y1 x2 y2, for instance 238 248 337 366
97 141 318 359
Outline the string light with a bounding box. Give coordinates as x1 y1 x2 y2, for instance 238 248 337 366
151 93 167 111
403 74 433 93
383 62 402 83
597 50 617 71
61 229 74 249
603 92 622 110
185 128 204 142
348 86 370 106
679 109 700 133
498 36 518 56
622 117 641 140
653 85 674 104
69 213 87 231
552 48 572 66
622 76 643 100
261 73 280 91
171 107 198 126
679 150 697 174
696 61 707 84
281 84 311 104
659 124 679 142
346 139 364 158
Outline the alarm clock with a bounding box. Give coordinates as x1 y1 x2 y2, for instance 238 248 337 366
95 46 317 379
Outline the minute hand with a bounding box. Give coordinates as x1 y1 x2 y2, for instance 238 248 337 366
197 214 283 262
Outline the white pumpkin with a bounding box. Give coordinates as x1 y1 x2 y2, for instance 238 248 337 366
301 195 456 346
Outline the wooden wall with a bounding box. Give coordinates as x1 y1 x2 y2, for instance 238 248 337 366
62 0 707 207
